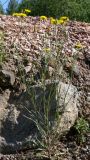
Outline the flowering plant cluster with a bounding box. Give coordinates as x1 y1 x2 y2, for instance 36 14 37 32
12 12 27 17
12 8 69 26
12 9 31 17
40 15 69 25
24 9 31 13
50 16 69 25
40 16 47 21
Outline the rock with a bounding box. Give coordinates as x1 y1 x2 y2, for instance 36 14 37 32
56 82 78 134
65 60 80 76
72 63 80 76
48 66 54 76
0 89 11 121
0 70 15 88
0 81 78 154
85 50 90 64
78 52 84 60
24 63 32 73
87 92 90 102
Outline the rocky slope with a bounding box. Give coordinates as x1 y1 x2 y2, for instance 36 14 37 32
0 15 90 159
0 15 89 117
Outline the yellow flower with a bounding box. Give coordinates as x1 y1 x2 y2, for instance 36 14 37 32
50 17 57 24
12 12 27 17
40 16 47 21
19 13 27 17
57 19 64 25
43 48 51 52
12 13 19 16
75 42 84 49
25 9 31 13
50 17 53 19
60 16 69 21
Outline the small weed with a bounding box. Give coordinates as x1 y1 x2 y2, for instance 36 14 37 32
75 117 89 144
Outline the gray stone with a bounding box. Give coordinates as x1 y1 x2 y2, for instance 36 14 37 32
0 70 15 88
24 63 32 73
0 81 78 154
87 97 90 102
72 63 80 76
56 82 78 134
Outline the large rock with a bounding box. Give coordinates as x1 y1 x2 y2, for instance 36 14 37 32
0 81 78 154
56 82 78 134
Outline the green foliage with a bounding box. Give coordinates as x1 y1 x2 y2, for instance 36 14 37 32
17 0 31 12
0 1 4 14
17 0 90 22
6 0 18 15
75 117 89 143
